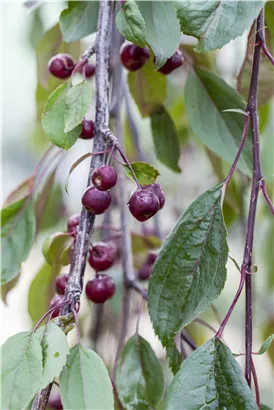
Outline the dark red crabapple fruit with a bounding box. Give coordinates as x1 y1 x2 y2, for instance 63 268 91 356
82 186 112 215
67 213 80 235
128 188 160 222
48 54 75 79
49 295 64 318
92 165 117 191
120 43 150 71
85 274 116 303
80 62 95 78
138 251 157 281
157 49 184 75
55 274 69 295
80 119 94 139
48 394 63 410
88 242 116 271
144 183 165 209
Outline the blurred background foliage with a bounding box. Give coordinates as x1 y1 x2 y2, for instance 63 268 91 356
1 1 273 407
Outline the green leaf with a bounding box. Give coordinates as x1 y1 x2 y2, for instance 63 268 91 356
28 263 61 324
165 337 258 409
261 405 272 410
42 232 73 266
124 161 160 186
150 106 181 173
1 331 43 409
128 58 167 117
116 334 164 410
148 183 228 372
137 1 181 69
176 1 264 53
185 68 252 175
257 334 274 355
60 345 114 409
60 1 99 43
65 152 93 193
64 80 91 132
36 323 69 388
116 1 146 48
42 82 82 150
1 197 36 285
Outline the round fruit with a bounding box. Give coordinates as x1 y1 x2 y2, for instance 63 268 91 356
80 119 94 139
137 251 157 281
137 264 151 281
48 54 75 79
157 49 184 75
49 295 64 318
48 394 63 409
67 213 80 235
85 274 116 303
55 274 69 295
128 188 160 222
88 242 116 271
80 62 96 78
92 165 117 191
144 183 165 209
120 44 150 71
82 186 112 215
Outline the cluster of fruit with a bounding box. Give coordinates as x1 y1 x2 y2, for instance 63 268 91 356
120 43 184 75
49 210 158 314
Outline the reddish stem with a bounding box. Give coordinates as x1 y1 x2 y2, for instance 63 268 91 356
251 359 260 408
261 40 274 65
216 267 245 339
259 179 274 215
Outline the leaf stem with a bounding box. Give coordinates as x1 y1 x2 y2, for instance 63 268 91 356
251 358 260 408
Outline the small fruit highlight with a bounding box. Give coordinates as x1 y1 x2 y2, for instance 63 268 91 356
67 213 80 236
120 43 150 71
82 186 112 215
92 165 117 191
128 188 160 222
55 274 69 295
80 119 94 139
86 274 116 303
48 54 75 79
157 49 184 75
88 242 116 272
80 62 96 78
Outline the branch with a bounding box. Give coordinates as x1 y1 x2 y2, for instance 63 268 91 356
243 9 264 387
62 0 114 313
32 2 114 409
259 10 274 66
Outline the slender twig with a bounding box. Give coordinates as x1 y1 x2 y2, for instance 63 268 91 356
261 41 274 65
180 330 197 351
259 179 274 215
223 114 250 189
194 317 217 334
251 358 260 408
259 9 274 66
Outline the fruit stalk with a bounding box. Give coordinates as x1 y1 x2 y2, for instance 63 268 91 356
62 0 113 313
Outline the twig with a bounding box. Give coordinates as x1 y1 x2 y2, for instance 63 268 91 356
180 330 197 351
251 358 260 408
223 114 250 189
259 9 274 66
259 179 274 215
243 9 264 387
